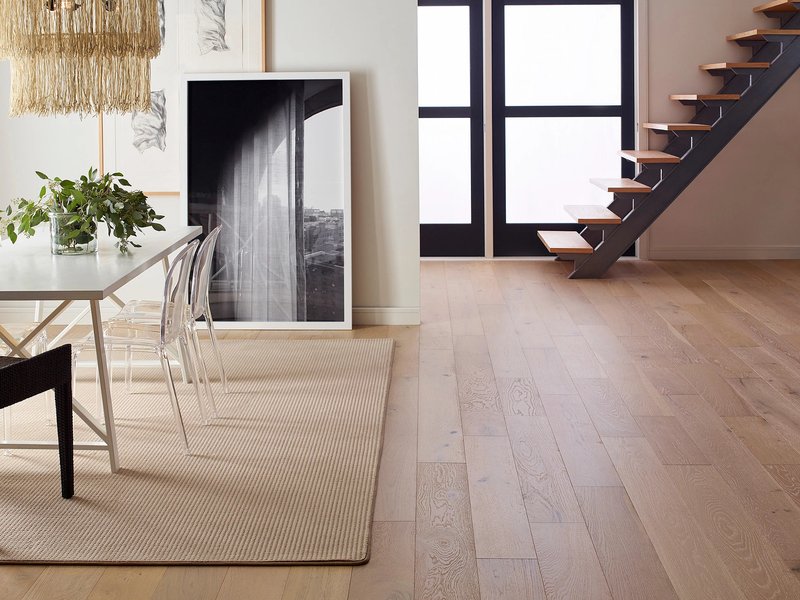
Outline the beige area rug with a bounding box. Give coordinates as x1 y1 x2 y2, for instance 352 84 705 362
0 338 394 564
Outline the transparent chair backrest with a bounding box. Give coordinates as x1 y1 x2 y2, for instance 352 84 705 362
190 226 222 321
160 240 199 346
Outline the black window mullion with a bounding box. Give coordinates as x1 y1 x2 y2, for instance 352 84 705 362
493 0 635 257
419 0 485 257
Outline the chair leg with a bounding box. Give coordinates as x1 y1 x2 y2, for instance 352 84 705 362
158 350 190 455
125 345 133 392
205 307 229 393
54 381 74 499
179 336 208 425
191 325 217 419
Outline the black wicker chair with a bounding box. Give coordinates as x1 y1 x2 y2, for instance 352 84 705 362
0 344 74 498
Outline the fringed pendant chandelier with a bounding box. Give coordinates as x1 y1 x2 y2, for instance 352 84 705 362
0 0 162 116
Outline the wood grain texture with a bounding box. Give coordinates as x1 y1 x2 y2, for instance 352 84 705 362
602 436 748 600
636 416 710 465
668 464 800 599
506 416 584 523
21 567 103 600
374 375 418 521
454 335 506 436
479 304 531 379
524 347 577 395
530 523 613 600
497 377 544 417
553 335 607 380
216 568 289 600
668 394 800 561
541 394 622 486
576 486 679 600
0 566 45 600
415 463 480 600
477 559 546 600
574 378 641 437
724 416 800 465
87 567 165 600
150 567 227 600
602 363 675 416
464 436 536 558
418 347 464 463
348 522 414 600
766 464 800 508
281 567 351 600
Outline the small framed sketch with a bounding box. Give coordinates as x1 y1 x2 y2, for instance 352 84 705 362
183 73 352 330
101 0 265 193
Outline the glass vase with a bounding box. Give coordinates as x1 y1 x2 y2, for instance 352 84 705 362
49 212 98 255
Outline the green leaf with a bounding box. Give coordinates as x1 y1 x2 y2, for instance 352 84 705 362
35 171 48 180
151 223 166 231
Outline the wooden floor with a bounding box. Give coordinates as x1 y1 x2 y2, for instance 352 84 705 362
8 258 800 599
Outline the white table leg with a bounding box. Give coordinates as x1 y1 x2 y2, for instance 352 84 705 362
90 300 119 472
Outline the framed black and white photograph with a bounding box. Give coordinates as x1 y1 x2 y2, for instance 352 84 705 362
183 72 352 330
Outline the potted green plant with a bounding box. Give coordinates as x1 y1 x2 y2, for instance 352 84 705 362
1 168 165 255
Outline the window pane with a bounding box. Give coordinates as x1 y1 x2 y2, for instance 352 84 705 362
505 117 620 223
505 5 621 106
420 118 472 224
418 6 471 107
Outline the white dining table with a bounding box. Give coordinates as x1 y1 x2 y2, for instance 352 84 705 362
0 225 202 472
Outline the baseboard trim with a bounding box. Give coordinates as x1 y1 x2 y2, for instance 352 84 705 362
647 245 800 260
353 307 421 326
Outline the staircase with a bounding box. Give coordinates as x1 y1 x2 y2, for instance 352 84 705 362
538 0 800 278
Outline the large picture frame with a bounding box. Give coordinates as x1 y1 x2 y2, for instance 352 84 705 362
183 72 352 330
100 0 266 194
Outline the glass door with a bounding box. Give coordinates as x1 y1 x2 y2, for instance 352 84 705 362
492 0 635 256
418 0 484 256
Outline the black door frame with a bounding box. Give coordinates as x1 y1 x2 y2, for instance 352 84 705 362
419 0 485 257
491 0 636 256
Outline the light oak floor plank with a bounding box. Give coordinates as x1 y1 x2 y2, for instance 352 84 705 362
529 523 613 600
418 346 464 463
348 522 414 600
602 436 748 600
541 394 622 487
22 567 104 600
477 559 546 600
668 464 800 599
0 566 45 600
453 335 506 436
281 567 351 600
635 416 710 465
215 567 289 600
88 567 165 600
373 375 418 521
150 567 227 600
415 463 480 600
464 436 536 559
506 416 584 524
576 486 679 600
724 416 800 465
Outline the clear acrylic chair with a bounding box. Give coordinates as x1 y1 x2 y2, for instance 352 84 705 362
74 240 203 453
112 227 227 417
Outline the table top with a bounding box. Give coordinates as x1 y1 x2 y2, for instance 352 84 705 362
0 226 202 301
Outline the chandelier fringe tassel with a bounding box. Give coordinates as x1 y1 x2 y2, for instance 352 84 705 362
9 54 152 116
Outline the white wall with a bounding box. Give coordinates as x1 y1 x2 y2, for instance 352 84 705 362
269 0 420 324
644 0 800 259
0 0 421 327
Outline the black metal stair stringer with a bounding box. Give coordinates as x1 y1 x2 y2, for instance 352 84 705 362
568 36 800 279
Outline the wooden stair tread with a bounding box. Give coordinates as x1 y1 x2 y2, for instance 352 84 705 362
590 178 652 193
538 231 594 255
727 29 800 41
700 62 771 70
670 94 741 101
620 150 681 164
754 0 799 12
564 205 622 225
643 122 712 132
